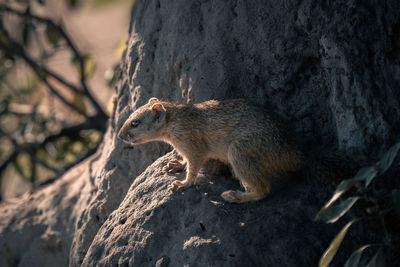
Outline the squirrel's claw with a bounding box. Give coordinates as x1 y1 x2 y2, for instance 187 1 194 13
168 180 186 192
163 159 186 173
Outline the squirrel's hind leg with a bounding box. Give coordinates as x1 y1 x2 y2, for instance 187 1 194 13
224 141 271 203
221 189 268 203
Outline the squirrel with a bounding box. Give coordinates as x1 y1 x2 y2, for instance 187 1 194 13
118 97 304 203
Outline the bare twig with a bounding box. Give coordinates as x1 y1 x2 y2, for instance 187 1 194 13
0 4 107 118
0 115 101 156
40 116 99 145
0 151 18 201
28 58 83 95
0 115 103 186
0 3 109 190
32 156 59 174
30 155 36 183
20 48 89 118
0 151 18 176
36 145 98 187
0 27 89 118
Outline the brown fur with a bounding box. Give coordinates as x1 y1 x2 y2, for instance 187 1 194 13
118 97 304 203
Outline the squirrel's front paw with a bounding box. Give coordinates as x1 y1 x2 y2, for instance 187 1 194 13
163 159 186 173
168 180 186 192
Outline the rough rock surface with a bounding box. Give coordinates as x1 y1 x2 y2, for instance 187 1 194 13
1 0 400 266
80 152 342 266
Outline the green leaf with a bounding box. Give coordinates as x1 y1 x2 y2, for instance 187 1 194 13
376 142 400 175
344 245 370 267
14 153 32 180
45 24 62 46
315 197 359 223
71 91 86 114
319 220 356 267
105 70 116 89
324 177 359 208
114 36 128 58
72 54 96 78
366 249 385 267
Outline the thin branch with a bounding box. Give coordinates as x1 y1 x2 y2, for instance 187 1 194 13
20 48 89 118
0 29 88 118
0 129 20 178
28 58 83 95
0 115 102 155
0 4 107 118
30 154 36 183
40 118 96 145
30 155 60 176
36 145 98 187
0 4 81 55
0 115 103 185
0 151 18 175
0 3 110 189
12 160 27 180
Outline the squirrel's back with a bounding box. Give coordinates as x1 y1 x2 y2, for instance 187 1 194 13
163 99 303 174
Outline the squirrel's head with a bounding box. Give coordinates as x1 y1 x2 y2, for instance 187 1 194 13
118 97 167 144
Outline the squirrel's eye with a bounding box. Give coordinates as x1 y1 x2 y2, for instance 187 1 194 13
131 120 140 128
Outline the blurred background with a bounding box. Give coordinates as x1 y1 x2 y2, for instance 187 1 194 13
0 0 134 201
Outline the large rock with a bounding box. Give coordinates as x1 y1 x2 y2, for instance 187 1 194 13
80 152 341 266
1 0 400 266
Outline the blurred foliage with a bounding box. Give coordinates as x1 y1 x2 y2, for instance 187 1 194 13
316 142 400 267
72 54 96 79
0 0 127 199
103 36 127 89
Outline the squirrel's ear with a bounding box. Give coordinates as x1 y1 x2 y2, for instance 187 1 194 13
151 103 166 122
151 103 166 112
148 97 159 104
